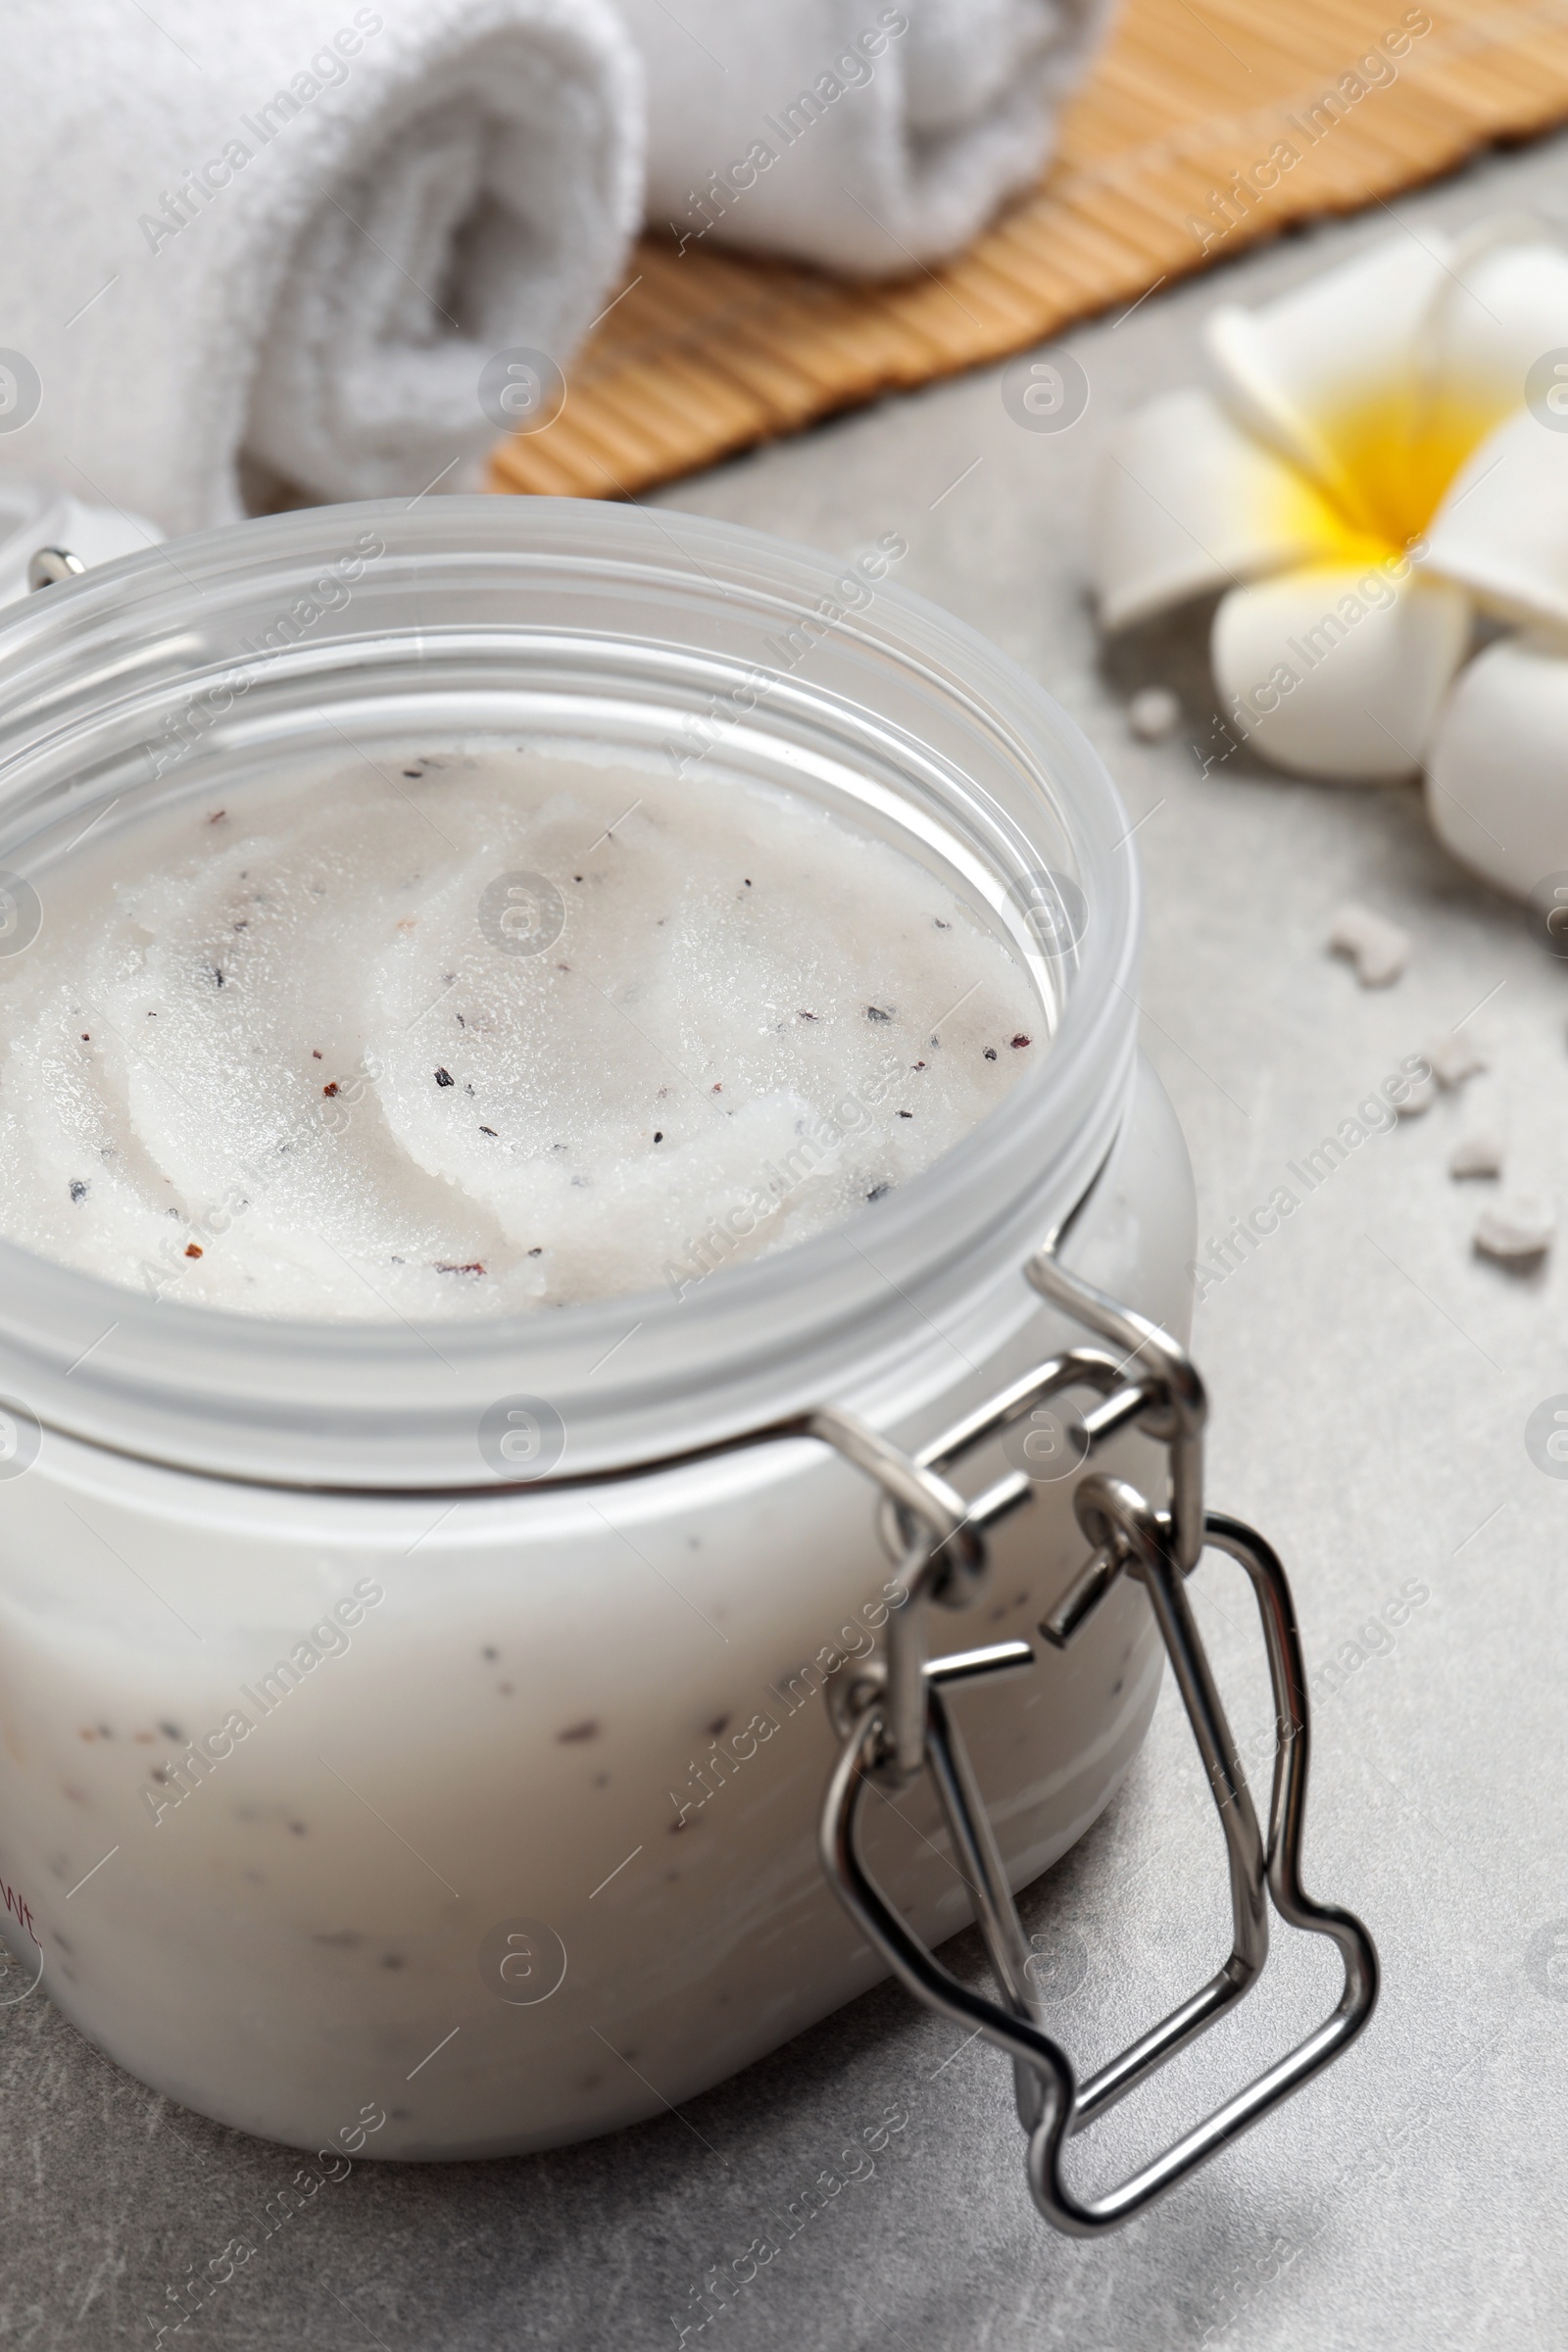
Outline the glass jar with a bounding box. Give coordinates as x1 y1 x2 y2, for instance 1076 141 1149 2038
0 497 1196 2162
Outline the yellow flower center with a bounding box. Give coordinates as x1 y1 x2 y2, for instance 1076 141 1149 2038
1311 384 1500 552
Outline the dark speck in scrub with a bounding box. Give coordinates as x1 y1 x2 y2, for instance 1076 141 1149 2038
866 1184 891 1202
706 1715 730 1738
322 1082 339 1097
865 1005 892 1022
479 1125 497 1136
984 1048 998 1061
653 1131 662 1143
185 1243 203 1258
797 1009 816 1021
434 1068 454 1087
896 1110 912 1119
1010 1034 1032 1050
69 1179 87 1201
557 1720 600 1743
934 917 951 928
527 1247 543 1257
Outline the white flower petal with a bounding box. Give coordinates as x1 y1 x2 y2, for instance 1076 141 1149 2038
1210 561 1469 779
1426 230 1568 437
1425 633 1568 899
1091 388 1355 631
1205 233 1455 539
1423 408 1568 630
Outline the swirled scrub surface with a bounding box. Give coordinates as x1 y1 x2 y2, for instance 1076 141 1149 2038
0 751 1041 1316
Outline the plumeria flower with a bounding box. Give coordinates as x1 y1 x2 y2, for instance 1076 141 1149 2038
1092 224 1568 902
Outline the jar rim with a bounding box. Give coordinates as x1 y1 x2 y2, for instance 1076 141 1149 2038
0 497 1141 1489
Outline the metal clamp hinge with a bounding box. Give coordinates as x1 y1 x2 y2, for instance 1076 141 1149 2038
809 1234 1379 2236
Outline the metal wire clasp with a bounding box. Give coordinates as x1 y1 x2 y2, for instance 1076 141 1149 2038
811 1234 1379 2235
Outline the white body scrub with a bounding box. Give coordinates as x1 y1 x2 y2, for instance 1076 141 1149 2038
0 751 1040 1316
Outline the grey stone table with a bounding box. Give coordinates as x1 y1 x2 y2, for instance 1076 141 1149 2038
9 131 1568 2352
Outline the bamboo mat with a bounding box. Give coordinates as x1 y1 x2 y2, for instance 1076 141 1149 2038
489 0 1568 502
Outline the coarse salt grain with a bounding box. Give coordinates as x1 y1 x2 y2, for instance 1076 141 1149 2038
1449 1131 1504 1180
1128 686 1181 742
1329 903 1409 988
1475 1193 1555 1260
1425 1030 1488 1090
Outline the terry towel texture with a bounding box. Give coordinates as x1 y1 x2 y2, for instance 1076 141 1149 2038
616 0 1114 275
0 0 642 531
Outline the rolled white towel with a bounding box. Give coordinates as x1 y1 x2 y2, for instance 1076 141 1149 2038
0 0 643 533
616 0 1113 276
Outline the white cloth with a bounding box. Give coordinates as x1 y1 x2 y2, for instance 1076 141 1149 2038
616 0 1112 275
0 0 643 532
